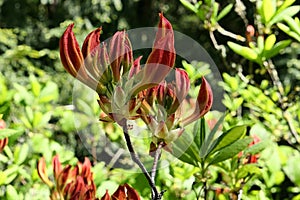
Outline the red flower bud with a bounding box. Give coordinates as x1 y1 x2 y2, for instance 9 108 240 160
182 77 213 126
59 24 98 89
132 13 176 95
146 13 175 68
82 27 112 86
109 31 133 82
52 155 62 181
128 56 142 79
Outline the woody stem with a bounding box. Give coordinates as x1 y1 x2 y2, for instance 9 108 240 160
120 119 161 200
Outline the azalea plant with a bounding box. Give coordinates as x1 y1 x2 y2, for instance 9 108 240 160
52 13 259 200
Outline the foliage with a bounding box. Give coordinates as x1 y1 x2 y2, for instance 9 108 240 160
0 0 299 199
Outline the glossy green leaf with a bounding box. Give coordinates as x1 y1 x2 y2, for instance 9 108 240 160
200 114 226 158
217 3 233 21
207 125 247 156
6 185 19 200
264 34 276 51
209 137 253 165
172 130 201 166
228 42 258 61
243 140 269 155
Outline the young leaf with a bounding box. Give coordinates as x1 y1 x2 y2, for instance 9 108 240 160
227 42 258 61
180 0 198 13
264 34 276 51
277 23 300 42
284 16 300 35
209 137 253 165
262 0 276 23
263 40 291 59
217 3 233 21
268 6 300 26
277 0 296 14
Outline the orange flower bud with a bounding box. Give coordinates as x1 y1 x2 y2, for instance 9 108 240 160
37 157 53 188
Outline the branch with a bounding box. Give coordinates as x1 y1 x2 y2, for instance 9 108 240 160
120 120 163 200
151 141 163 183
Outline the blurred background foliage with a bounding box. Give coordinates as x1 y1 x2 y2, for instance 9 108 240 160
0 0 299 199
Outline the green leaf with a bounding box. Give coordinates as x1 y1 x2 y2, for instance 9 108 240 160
0 129 20 139
14 143 29 165
172 129 202 166
257 36 264 53
227 42 259 61
30 75 41 97
264 34 276 51
243 140 269 155
262 0 276 23
277 0 296 14
237 164 261 179
284 16 300 35
39 81 58 103
217 4 233 21
200 114 226 158
263 40 291 59
209 137 253 165
268 6 300 26
180 0 198 13
3 165 18 184
6 185 19 200
208 125 247 156
0 171 7 185
277 23 300 42
212 2 219 20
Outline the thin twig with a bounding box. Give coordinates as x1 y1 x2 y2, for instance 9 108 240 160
216 25 246 42
120 119 162 200
203 181 208 200
263 60 300 144
151 142 163 183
